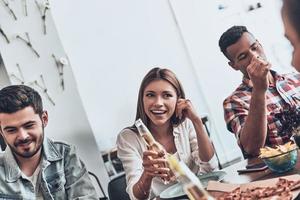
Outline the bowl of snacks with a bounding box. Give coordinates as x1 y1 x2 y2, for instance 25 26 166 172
259 142 298 173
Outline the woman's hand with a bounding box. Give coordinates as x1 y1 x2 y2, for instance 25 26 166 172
142 150 171 179
134 150 173 199
176 98 200 122
176 99 215 162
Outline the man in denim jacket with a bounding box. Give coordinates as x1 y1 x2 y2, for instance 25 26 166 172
0 85 98 199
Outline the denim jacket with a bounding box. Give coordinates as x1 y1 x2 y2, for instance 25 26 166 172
0 137 98 200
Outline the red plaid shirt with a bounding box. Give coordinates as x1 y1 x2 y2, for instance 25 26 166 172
224 70 300 149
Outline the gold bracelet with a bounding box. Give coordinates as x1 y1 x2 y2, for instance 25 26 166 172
137 179 149 196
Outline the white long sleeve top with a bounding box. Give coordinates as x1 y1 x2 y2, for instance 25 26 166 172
117 119 218 200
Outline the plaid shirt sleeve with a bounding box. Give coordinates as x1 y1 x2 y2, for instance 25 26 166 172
223 93 251 145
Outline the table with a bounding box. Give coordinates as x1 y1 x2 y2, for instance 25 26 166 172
210 152 300 197
158 152 300 199
220 153 300 183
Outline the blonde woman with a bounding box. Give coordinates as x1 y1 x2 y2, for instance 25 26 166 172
117 67 218 199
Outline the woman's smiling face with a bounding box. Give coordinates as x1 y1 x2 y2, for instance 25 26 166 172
143 80 178 128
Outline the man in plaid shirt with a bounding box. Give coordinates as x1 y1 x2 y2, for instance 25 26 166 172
219 26 300 158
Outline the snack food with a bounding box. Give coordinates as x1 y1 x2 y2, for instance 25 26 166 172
259 142 297 158
217 178 300 200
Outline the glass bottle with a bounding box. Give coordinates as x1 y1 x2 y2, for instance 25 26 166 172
167 155 214 200
135 119 172 183
135 119 165 152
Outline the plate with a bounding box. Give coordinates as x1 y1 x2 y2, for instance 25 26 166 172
159 183 186 200
159 171 227 200
198 171 227 187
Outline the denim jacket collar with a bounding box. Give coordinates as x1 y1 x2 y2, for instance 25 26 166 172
4 137 63 183
4 147 21 183
42 137 63 162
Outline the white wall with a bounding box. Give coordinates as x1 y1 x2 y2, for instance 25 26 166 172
0 57 10 87
50 0 210 152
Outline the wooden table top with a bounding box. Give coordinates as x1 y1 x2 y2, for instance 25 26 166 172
209 151 300 198
158 151 300 199
220 152 300 184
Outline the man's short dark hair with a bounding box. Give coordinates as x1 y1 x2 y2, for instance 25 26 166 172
0 85 43 115
218 25 250 60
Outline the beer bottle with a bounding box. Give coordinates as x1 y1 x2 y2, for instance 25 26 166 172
167 155 214 200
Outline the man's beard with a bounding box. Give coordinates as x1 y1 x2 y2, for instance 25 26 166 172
10 131 44 159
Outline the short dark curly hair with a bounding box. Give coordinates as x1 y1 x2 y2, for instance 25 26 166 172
218 26 250 60
0 85 43 116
